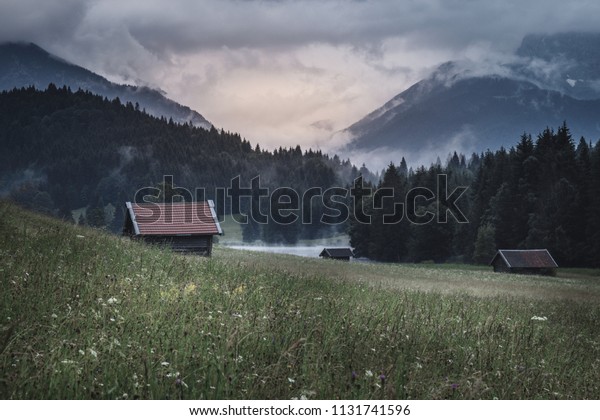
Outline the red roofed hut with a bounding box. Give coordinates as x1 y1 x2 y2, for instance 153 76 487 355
123 201 222 256
490 249 558 276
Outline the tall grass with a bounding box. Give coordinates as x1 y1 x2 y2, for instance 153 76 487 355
1 201 598 399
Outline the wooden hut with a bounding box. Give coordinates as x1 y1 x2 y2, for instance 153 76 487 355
123 201 222 256
490 249 558 276
319 247 354 261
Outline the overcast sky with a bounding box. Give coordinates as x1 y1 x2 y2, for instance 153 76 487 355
2 0 599 153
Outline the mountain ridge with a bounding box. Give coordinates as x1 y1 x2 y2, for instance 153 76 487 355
0 42 212 129
341 32 600 162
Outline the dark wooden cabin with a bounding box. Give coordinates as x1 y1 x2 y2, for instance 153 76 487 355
123 201 222 256
490 249 558 276
319 247 355 261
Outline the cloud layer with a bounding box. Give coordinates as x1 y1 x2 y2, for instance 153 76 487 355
2 0 600 157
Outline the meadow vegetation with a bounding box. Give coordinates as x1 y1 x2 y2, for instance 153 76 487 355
1 201 599 399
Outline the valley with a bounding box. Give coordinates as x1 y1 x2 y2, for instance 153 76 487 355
1 202 599 399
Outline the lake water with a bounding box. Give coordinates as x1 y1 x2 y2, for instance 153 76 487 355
222 244 378 264
224 244 326 258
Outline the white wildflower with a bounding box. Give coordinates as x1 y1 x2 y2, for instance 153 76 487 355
107 297 118 305
288 377 296 383
161 361 170 367
365 370 374 377
298 390 316 400
51 313 58 319
88 349 98 358
531 316 548 321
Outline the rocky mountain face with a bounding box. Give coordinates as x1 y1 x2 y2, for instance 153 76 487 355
0 42 211 129
342 32 600 162
515 32 600 100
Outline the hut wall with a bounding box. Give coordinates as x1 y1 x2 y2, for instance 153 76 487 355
511 267 556 276
143 235 213 256
492 259 510 273
321 255 351 261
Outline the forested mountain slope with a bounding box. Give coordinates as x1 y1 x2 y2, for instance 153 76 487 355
0 85 364 243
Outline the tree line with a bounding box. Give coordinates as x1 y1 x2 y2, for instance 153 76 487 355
0 85 373 242
2 85 599 266
349 123 600 267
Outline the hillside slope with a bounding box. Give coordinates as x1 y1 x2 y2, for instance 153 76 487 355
1 202 599 399
345 71 600 154
0 42 211 129
342 32 600 160
0 86 360 243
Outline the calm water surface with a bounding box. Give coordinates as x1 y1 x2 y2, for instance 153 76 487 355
224 245 325 258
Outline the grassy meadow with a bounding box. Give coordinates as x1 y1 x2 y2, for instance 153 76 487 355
1 201 599 399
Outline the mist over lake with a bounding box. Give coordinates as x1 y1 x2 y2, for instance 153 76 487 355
224 244 329 258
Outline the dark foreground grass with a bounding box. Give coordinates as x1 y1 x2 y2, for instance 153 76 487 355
1 202 599 399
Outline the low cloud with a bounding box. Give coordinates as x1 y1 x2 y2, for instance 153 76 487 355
2 0 600 154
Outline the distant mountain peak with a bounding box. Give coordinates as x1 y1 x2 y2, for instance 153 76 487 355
0 42 212 130
338 32 600 165
517 32 600 61
514 32 600 99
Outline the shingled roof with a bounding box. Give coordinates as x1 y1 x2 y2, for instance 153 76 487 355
491 249 558 268
125 201 222 236
319 248 355 258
